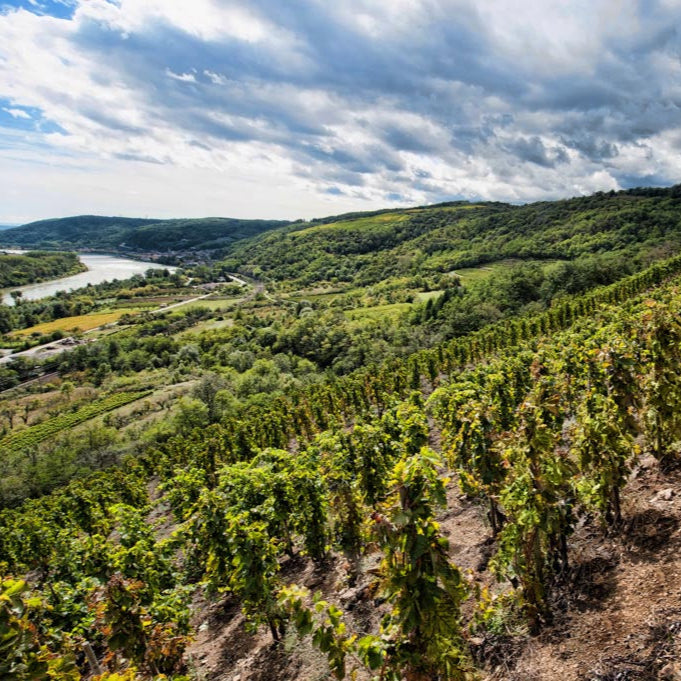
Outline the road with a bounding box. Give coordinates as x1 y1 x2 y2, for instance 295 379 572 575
0 279 260 375
149 292 214 314
0 337 93 365
227 274 249 287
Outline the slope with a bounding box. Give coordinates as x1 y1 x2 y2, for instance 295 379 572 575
3 255 681 680
224 186 681 288
0 215 289 252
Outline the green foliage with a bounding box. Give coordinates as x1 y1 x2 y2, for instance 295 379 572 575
572 390 635 525
226 188 681 290
491 387 575 631
639 299 681 464
0 251 86 288
371 449 473 680
279 585 360 680
90 574 189 676
1 215 287 252
0 577 79 680
0 391 152 454
7 191 681 681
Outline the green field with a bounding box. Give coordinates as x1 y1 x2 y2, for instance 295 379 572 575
291 212 408 237
344 302 412 321
175 299 236 312
452 258 565 282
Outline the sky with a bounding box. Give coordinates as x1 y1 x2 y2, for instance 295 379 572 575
1 1 681 223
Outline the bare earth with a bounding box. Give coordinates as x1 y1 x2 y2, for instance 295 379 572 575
181 456 681 681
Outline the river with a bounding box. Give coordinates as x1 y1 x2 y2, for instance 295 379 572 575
1 253 176 305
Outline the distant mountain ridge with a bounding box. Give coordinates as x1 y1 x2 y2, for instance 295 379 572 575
0 215 290 252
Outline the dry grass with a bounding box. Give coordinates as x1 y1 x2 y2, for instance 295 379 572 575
11 311 136 336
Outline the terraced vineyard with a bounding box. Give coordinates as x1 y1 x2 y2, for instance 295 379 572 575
4 189 681 681
0 390 152 453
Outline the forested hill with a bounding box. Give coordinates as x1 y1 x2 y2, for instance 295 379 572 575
0 251 86 288
223 185 681 287
0 215 289 252
4 186 681 267
0 216 159 249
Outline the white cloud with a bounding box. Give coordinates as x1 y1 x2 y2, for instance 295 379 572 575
0 0 680 222
165 69 197 83
75 0 273 43
2 107 31 119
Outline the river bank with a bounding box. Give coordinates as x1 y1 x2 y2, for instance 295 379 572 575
1 253 176 305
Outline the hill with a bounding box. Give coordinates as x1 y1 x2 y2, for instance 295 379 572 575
223 186 681 288
4 186 681 681
3 253 681 680
0 215 289 252
5 186 681 269
0 251 86 288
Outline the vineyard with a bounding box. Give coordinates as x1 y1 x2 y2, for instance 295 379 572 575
0 391 152 453
2 254 681 679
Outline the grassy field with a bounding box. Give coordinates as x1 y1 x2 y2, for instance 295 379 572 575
292 212 408 237
451 258 565 282
415 290 445 302
175 299 236 312
179 318 234 335
451 264 499 281
344 302 412 321
11 310 138 336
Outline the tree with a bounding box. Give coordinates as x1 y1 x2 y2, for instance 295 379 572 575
192 372 229 422
60 381 75 402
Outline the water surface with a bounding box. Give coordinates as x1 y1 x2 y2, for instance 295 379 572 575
1 253 176 305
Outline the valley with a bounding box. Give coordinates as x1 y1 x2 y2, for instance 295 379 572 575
2 187 681 680
0 252 176 305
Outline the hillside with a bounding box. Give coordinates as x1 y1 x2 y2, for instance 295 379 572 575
0 215 289 252
224 186 681 288
3 187 681 681
0 251 86 288
5 186 681 271
3 253 681 680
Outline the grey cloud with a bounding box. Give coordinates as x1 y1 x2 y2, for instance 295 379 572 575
504 137 569 169
380 124 447 154
114 152 164 164
614 170 675 189
14 0 681 203
561 136 619 162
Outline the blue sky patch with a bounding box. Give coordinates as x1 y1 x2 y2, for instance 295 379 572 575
1 0 76 20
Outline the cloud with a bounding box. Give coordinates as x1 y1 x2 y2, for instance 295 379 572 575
165 69 197 83
3 107 31 119
504 136 569 169
0 0 681 221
